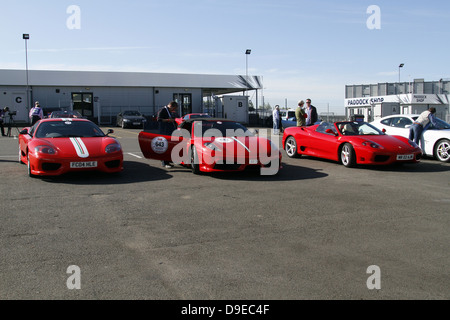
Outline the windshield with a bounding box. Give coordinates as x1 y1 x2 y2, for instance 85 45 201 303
123 111 142 116
336 122 384 136
188 114 211 119
412 116 450 129
193 121 254 138
35 121 106 138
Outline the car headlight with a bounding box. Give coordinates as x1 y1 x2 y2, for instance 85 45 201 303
123 119 131 122
362 141 381 149
34 145 57 155
105 143 122 153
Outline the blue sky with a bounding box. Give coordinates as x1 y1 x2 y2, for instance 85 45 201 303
1 0 449 114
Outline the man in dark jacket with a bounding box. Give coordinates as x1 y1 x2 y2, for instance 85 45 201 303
157 101 179 168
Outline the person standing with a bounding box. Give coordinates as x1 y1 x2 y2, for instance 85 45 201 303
273 105 280 135
29 101 44 125
305 99 318 126
157 101 179 168
295 100 306 127
409 107 438 145
0 107 10 136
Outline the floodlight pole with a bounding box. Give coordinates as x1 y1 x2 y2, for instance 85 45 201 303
23 34 30 115
398 63 404 83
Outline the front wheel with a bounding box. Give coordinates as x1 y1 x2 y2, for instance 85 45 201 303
341 143 356 168
190 146 201 174
434 139 450 162
285 136 300 158
19 148 24 164
27 153 35 177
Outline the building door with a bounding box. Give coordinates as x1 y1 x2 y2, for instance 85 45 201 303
72 93 94 121
173 93 192 116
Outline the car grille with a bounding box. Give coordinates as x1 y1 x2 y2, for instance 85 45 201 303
42 163 62 171
213 164 242 171
374 155 390 162
105 160 121 168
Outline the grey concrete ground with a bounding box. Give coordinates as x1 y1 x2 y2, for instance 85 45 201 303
0 127 449 300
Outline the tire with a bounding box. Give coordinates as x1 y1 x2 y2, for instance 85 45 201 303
340 143 356 168
285 136 300 158
434 139 450 162
190 146 201 174
27 153 35 177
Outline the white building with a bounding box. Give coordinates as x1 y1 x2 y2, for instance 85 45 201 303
0 69 262 124
345 79 450 122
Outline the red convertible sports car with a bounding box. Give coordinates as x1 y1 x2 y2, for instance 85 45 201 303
19 118 123 177
139 119 282 175
282 121 422 167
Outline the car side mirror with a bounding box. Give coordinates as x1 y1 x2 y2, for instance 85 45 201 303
325 129 338 136
382 128 386 133
20 128 28 135
106 129 114 136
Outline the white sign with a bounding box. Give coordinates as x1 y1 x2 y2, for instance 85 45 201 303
151 136 169 154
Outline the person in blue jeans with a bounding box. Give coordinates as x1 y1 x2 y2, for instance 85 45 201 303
409 107 438 145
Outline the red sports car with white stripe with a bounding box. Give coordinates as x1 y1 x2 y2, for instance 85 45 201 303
19 118 123 177
139 119 282 175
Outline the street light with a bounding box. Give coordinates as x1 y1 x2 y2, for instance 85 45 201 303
398 63 404 83
245 49 251 95
23 34 30 115
245 49 252 122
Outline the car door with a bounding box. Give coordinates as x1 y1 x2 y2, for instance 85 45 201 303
308 123 340 161
138 123 190 163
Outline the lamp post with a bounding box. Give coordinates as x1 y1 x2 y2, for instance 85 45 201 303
398 63 404 83
23 34 30 115
245 49 251 96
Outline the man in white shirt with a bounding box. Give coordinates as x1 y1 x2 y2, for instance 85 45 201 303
409 107 438 145
29 101 44 125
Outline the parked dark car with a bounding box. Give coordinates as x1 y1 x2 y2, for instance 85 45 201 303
116 110 147 128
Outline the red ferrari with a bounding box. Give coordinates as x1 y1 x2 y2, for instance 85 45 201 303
19 118 123 177
139 119 282 175
282 121 422 167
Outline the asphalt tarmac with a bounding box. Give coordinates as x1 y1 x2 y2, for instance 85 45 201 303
0 127 449 300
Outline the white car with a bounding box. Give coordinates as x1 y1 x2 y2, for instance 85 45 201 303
370 114 450 162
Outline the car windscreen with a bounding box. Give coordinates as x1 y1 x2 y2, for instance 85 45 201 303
123 111 141 116
35 121 106 138
430 118 450 129
411 116 450 129
189 114 211 119
193 121 254 138
337 122 384 136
